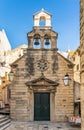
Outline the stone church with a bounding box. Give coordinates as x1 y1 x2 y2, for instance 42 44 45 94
10 9 74 122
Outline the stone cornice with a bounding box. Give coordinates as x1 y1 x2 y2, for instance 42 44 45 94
25 73 59 86
27 48 58 51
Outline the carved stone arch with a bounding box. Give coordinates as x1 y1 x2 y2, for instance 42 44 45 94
44 34 51 49
40 16 46 21
33 34 41 49
44 34 51 39
34 34 41 39
39 16 46 26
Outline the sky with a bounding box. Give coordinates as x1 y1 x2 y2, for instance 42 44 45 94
0 0 80 51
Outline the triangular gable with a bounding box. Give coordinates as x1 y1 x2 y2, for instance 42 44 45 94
26 73 58 86
10 54 27 66
33 9 52 17
57 51 74 66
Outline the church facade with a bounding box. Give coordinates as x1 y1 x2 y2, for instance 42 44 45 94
10 10 74 122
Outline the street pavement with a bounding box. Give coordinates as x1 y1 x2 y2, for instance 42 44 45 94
6 121 81 130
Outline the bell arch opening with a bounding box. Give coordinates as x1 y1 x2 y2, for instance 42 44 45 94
44 34 51 49
39 16 46 26
33 34 41 49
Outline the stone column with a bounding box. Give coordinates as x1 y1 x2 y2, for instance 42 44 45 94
28 38 33 49
50 92 55 121
51 37 57 49
41 37 44 49
29 91 34 121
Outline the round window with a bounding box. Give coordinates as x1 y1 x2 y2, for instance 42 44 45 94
37 59 48 71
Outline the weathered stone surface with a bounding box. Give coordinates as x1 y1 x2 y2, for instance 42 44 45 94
10 10 74 122
6 121 81 130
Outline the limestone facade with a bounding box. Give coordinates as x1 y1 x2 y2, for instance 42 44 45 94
70 47 80 99
80 0 84 129
5 44 27 65
0 29 11 57
0 44 27 105
10 10 74 122
0 29 11 78
0 29 11 103
70 47 80 116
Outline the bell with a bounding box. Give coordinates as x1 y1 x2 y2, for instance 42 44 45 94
45 39 50 45
34 39 39 45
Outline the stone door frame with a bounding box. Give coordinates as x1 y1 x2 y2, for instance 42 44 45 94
25 73 58 121
28 89 56 121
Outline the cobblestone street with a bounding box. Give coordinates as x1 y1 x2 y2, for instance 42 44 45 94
6 121 81 130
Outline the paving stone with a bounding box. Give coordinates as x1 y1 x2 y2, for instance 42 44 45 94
28 127 33 130
5 121 81 130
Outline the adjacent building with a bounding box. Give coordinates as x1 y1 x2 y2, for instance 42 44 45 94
0 29 11 103
0 29 11 57
5 44 27 65
70 47 81 116
80 0 84 129
1 44 27 105
0 42 27 107
0 29 11 77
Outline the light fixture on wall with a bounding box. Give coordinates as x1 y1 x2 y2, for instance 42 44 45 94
9 71 14 82
63 73 71 86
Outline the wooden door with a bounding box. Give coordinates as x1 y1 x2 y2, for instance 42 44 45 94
34 93 50 121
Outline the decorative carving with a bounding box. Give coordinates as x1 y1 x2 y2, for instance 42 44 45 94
25 73 59 92
37 59 48 72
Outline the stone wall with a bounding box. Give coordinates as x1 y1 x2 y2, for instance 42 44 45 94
10 49 74 122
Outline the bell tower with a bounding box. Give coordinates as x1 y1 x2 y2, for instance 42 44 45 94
27 9 58 49
33 8 52 28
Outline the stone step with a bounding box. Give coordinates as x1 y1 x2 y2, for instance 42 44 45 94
0 114 6 119
0 114 11 130
0 117 10 123
0 119 11 127
0 122 11 130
